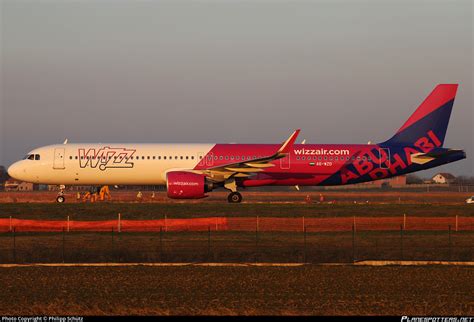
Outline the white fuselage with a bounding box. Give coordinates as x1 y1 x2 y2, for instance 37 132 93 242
7 144 214 185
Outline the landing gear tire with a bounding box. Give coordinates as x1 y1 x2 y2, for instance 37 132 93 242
56 195 66 203
227 192 242 203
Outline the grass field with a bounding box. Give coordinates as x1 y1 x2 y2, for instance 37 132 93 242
0 265 472 315
0 190 473 204
1 230 472 263
0 201 472 263
0 193 472 316
0 202 473 221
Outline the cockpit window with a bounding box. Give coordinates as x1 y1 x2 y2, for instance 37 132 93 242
24 154 40 160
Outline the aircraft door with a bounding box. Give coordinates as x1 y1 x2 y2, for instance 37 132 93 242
280 154 291 170
53 148 66 170
198 152 214 167
379 148 391 169
206 153 214 167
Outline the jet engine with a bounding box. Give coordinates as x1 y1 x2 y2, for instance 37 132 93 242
166 171 213 199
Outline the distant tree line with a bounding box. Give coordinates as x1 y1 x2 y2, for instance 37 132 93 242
0 166 8 182
406 174 474 185
405 174 424 184
455 176 474 184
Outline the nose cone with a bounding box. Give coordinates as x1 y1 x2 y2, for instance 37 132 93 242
7 162 23 180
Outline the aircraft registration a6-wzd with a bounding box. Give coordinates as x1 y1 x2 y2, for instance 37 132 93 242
8 84 466 203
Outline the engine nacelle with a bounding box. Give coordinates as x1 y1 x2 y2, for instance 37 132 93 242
166 171 212 199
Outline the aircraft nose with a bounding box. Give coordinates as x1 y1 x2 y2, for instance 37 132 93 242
7 162 23 180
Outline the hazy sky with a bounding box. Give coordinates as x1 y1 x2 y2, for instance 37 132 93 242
1 0 473 177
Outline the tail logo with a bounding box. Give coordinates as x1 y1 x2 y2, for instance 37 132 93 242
341 130 442 184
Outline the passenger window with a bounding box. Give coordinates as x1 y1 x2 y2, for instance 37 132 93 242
164 156 167 160
180 156 183 160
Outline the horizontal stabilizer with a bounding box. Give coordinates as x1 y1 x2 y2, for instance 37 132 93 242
411 149 464 165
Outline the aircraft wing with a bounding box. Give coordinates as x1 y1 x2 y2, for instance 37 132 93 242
411 149 464 165
196 129 300 182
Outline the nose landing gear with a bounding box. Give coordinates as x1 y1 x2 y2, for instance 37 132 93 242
56 185 66 203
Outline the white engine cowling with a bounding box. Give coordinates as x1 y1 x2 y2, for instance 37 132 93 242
166 171 212 199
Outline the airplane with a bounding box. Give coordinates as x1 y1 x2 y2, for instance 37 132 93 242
7 84 466 203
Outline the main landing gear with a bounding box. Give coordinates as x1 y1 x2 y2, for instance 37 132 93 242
225 178 243 203
227 191 242 203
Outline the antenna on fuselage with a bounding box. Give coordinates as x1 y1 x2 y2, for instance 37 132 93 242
301 139 306 144
63 139 68 144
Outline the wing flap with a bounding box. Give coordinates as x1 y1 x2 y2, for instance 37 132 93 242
224 167 264 173
244 162 276 168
